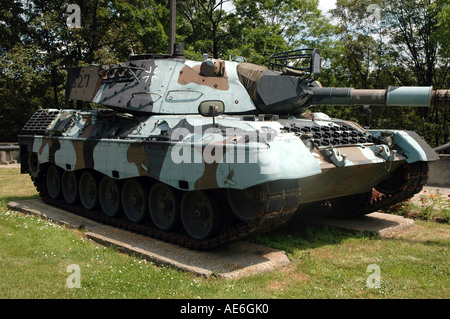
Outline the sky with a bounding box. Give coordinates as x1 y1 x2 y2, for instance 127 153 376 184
318 0 337 16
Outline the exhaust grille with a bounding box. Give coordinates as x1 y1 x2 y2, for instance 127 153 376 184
20 109 60 136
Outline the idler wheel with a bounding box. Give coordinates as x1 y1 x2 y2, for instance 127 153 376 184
122 179 148 223
375 164 408 195
149 183 180 231
62 170 78 204
28 152 40 178
46 165 62 199
99 176 122 217
181 190 223 241
79 171 99 210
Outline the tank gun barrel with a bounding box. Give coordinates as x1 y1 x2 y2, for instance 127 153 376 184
310 87 449 108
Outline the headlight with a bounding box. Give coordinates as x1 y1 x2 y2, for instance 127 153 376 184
380 132 395 148
305 139 316 152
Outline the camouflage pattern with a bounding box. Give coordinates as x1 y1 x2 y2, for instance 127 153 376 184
65 59 256 114
64 57 448 115
17 49 445 244
18 107 438 201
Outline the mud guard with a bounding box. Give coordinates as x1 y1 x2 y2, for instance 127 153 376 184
370 130 439 163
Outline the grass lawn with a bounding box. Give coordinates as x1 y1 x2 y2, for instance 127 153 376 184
0 167 449 300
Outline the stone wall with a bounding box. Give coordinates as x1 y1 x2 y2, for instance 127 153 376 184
427 154 450 187
0 144 19 165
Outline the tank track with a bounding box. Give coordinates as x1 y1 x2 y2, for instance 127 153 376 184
31 168 300 250
28 162 428 247
325 161 429 218
368 161 429 212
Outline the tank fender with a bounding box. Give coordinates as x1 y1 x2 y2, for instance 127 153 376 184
370 130 439 163
157 135 323 191
222 138 323 190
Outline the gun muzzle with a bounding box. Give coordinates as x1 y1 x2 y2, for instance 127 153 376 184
432 89 450 107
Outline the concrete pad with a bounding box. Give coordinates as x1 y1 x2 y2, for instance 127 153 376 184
292 207 415 237
290 188 450 236
7 199 290 279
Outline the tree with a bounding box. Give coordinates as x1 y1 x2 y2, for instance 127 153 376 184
1 0 446 146
380 0 449 147
326 0 449 147
0 0 169 141
381 0 448 87
177 0 232 59
224 0 335 64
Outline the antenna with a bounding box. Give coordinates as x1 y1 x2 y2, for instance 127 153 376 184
169 0 176 56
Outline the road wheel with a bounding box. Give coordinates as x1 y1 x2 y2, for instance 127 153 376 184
46 165 62 199
181 190 223 241
79 171 99 210
122 179 148 223
99 176 122 217
61 170 78 204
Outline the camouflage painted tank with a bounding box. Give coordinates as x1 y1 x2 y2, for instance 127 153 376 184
18 46 448 248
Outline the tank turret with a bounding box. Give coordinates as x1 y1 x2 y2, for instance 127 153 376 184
66 48 448 117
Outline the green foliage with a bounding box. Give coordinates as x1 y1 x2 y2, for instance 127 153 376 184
0 44 48 141
385 190 450 224
325 0 449 148
435 0 450 58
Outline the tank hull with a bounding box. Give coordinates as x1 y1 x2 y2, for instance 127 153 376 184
18 107 438 247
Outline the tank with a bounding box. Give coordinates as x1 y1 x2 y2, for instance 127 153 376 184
17 46 449 249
